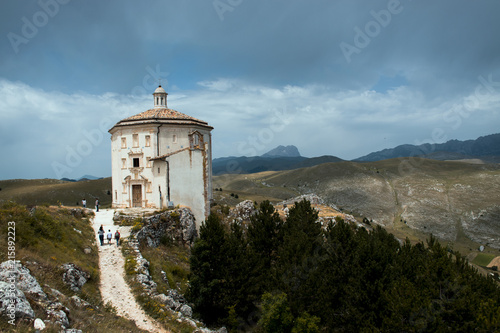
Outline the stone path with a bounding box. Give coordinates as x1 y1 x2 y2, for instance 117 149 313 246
93 209 168 333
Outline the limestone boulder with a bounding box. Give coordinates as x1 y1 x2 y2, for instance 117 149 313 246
135 208 198 247
0 260 48 303
180 304 193 317
61 263 90 293
0 281 35 319
228 200 257 225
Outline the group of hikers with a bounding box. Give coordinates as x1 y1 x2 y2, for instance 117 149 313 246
97 225 120 246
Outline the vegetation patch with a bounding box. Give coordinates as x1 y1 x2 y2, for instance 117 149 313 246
188 199 500 332
0 202 147 332
121 239 194 332
473 252 497 267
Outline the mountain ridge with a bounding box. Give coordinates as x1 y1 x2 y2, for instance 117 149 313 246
262 145 301 158
354 133 500 162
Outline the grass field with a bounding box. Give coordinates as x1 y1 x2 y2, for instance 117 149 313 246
0 178 112 208
472 253 497 267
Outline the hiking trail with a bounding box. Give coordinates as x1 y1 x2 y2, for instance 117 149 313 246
93 209 168 333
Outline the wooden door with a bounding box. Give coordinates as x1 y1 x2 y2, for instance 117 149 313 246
132 185 142 207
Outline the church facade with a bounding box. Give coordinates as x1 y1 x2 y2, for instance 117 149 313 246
108 86 213 226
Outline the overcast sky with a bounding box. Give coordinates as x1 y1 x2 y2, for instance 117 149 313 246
1 0 499 180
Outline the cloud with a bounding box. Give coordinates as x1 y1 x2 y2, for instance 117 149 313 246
1 1 500 179
1 72 500 180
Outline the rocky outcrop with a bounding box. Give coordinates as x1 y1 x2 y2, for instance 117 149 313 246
61 263 90 293
135 208 198 247
0 280 35 319
69 208 93 219
227 200 257 225
279 194 325 207
0 260 81 329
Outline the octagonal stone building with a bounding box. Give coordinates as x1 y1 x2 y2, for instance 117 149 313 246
109 85 213 226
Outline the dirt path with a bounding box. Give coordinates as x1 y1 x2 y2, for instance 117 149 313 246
93 209 167 333
487 256 500 269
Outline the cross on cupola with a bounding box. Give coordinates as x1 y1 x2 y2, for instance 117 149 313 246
153 85 168 108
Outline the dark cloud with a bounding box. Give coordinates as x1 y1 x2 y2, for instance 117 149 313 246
0 0 499 178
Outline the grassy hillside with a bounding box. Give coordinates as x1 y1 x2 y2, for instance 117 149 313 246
0 203 147 332
213 157 500 259
2 157 499 265
0 178 112 208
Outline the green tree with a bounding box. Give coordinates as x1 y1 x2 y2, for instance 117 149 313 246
257 292 294 333
187 214 229 324
224 222 254 327
276 199 323 316
292 312 320 333
247 200 283 293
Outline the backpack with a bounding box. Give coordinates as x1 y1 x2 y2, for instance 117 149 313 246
115 231 120 239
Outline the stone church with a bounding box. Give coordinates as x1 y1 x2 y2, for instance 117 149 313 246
108 85 213 226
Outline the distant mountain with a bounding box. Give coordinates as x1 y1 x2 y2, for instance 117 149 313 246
61 178 77 182
354 133 500 162
77 175 102 181
262 145 301 158
213 156 307 174
213 145 343 175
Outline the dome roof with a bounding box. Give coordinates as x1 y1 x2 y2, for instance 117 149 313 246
108 86 213 133
154 85 167 94
109 108 212 132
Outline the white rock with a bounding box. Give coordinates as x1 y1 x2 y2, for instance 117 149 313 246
34 318 46 330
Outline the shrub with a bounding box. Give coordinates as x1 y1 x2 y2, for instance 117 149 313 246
124 256 137 275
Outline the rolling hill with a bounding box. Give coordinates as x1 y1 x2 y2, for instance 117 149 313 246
0 178 112 208
2 151 499 254
213 157 500 250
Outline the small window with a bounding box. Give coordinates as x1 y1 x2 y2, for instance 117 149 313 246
158 167 160 174
172 134 177 143
145 135 151 147
132 134 139 148
115 190 117 200
133 158 140 168
121 137 127 149
121 158 126 169
190 132 202 148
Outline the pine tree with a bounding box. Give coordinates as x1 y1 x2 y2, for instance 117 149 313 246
276 199 323 316
187 214 229 324
247 200 283 294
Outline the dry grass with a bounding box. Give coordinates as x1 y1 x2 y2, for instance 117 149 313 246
0 178 113 208
213 159 500 270
0 203 149 332
120 239 195 333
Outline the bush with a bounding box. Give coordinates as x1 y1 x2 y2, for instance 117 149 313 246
258 292 293 333
131 217 143 232
124 256 137 275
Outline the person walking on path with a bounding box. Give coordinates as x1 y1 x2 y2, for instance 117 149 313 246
98 225 105 246
82 199 87 208
95 199 99 212
115 230 121 246
92 210 168 332
107 230 113 245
